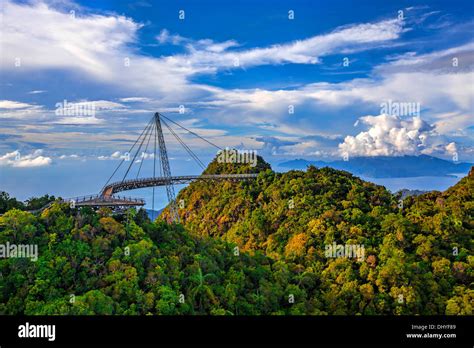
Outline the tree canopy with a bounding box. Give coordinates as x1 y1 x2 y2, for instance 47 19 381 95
0 161 472 315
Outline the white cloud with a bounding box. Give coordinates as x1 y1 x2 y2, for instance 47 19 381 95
98 151 131 160
379 42 474 73
0 150 52 167
337 114 458 157
165 19 404 71
157 29 239 53
1 0 405 98
0 100 47 119
28 90 46 94
134 152 155 163
52 99 127 124
140 152 154 159
0 1 141 78
199 69 473 137
119 97 152 103
156 29 187 45
58 154 80 159
54 100 126 111
89 100 126 110
195 39 240 53
280 140 326 156
1 0 472 160
157 18 404 69
445 142 458 155
53 116 105 125
0 100 39 109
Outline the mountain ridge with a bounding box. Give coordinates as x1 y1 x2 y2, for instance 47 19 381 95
278 155 472 178
0 157 471 315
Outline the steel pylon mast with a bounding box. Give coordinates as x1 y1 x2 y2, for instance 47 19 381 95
154 112 179 222
103 111 223 222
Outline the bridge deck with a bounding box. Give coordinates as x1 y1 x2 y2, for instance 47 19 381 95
101 173 258 197
30 195 145 213
30 173 258 212
69 195 145 207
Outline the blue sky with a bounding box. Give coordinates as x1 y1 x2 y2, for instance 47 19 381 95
0 0 473 204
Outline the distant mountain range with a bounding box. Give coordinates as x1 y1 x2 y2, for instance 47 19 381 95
278 155 473 178
396 189 427 199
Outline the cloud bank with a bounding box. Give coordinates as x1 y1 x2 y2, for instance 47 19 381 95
338 114 456 157
0 150 52 167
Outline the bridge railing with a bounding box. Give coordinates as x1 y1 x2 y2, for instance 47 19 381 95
112 195 145 204
61 194 145 204
101 173 259 198
105 173 258 187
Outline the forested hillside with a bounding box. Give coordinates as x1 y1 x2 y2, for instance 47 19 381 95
165 156 474 314
0 156 472 315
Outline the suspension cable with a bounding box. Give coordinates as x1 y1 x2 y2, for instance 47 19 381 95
162 118 206 170
159 113 222 151
101 116 154 191
136 120 154 179
121 119 154 182
101 112 223 207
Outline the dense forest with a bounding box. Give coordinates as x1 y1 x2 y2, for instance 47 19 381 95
0 155 472 315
